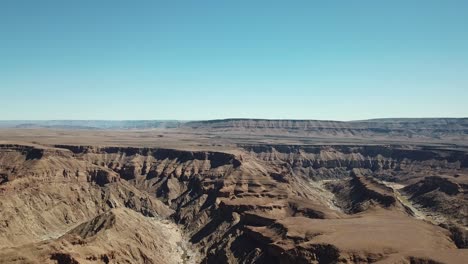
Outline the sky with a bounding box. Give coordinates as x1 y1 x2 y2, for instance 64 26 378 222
1 0 467 120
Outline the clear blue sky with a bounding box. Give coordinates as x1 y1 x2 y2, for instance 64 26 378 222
1 0 467 120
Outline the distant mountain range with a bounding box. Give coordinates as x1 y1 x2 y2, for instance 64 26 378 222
1 118 467 131
0 120 184 129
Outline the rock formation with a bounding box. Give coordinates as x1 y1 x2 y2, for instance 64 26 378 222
0 122 467 263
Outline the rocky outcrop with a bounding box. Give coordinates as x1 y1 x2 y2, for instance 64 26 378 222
402 176 467 227
0 145 172 249
439 223 468 249
325 170 398 213
238 208 462 264
349 170 397 207
0 208 197 264
0 142 467 263
186 118 468 139
404 176 462 196
244 145 467 172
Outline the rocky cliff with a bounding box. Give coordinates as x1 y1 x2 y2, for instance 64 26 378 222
0 142 467 263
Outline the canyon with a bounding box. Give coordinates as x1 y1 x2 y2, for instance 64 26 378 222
0 119 467 263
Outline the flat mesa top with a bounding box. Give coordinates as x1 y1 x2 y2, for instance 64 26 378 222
0 118 467 150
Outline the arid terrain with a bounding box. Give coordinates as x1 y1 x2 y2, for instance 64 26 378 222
0 119 467 264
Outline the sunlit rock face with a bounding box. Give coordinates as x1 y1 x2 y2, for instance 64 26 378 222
0 136 467 263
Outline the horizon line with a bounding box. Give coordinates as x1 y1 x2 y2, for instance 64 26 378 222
0 117 467 122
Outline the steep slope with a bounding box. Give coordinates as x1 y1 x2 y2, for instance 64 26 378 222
243 208 465 264
0 142 467 263
185 118 468 140
402 176 466 222
0 144 172 249
56 144 468 262
401 176 468 248
0 208 197 264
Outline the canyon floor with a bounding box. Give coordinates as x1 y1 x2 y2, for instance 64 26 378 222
0 119 467 264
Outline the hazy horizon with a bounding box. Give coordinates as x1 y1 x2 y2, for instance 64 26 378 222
2 1 467 120
0 117 467 123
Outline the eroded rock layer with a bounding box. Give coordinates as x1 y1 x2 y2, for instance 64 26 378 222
0 143 466 264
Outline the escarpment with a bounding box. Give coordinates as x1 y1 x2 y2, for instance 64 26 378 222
0 142 467 263
0 208 195 264
325 169 399 213
402 176 467 228
243 144 466 173
0 144 172 249
185 118 468 140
